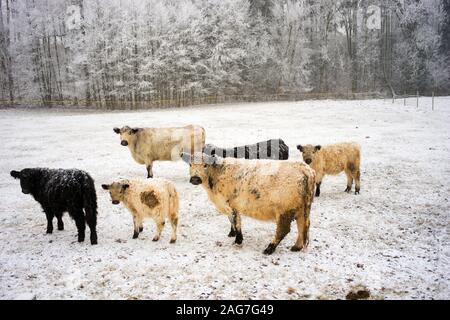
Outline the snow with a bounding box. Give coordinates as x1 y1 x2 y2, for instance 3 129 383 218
0 98 449 300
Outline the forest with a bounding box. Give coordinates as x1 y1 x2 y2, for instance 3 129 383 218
0 0 449 108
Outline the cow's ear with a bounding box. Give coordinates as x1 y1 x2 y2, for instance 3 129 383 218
315 145 322 151
181 152 192 164
113 127 121 134
10 170 21 179
297 145 304 152
101 184 110 190
131 128 139 134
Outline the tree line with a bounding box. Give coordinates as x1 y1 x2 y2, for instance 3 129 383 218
0 0 449 108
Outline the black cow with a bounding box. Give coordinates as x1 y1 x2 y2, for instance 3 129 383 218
10 168 98 245
203 139 289 160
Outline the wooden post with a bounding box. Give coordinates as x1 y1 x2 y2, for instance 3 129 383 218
416 91 419 108
432 91 435 111
403 91 406 106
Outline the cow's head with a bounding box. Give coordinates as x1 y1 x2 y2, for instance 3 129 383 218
181 152 220 186
297 144 321 165
102 181 130 205
113 126 140 147
10 168 38 195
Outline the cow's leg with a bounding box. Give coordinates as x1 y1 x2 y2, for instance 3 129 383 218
315 174 323 197
44 210 54 234
146 162 154 179
263 212 294 255
315 182 322 197
72 210 86 243
132 216 141 239
55 212 64 231
139 222 144 233
354 169 361 195
169 215 178 244
291 209 310 252
232 211 243 245
85 210 98 245
227 213 236 237
344 169 353 193
153 220 165 242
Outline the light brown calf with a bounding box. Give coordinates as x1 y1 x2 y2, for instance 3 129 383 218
297 143 361 196
102 178 179 243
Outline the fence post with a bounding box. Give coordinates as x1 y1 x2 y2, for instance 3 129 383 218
432 91 435 111
404 91 406 106
416 91 419 108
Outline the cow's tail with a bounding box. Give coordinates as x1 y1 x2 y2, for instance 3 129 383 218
83 174 98 221
168 183 179 235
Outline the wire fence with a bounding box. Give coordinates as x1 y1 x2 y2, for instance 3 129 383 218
0 91 385 109
386 91 449 111
0 91 448 110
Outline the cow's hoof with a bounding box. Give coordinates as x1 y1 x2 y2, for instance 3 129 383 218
78 237 85 243
152 236 160 242
355 189 360 195
46 230 53 234
139 226 144 232
170 239 176 244
263 244 276 255
315 192 320 197
234 233 243 245
91 239 98 245
290 245 303 252
132 232 139 239
345 186 351 193
228 230 236 237
147 175 153 179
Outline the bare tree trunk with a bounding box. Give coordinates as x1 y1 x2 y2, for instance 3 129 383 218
0 0 14 103
381 6 395 97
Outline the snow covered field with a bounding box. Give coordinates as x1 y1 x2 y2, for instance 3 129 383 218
0 98 449 300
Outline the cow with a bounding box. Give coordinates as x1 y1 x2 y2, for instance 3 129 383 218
297 143 361 196
182 153 316 255
203 138 289 160
102 178 179 243
10 168 98 245
114 125 206 178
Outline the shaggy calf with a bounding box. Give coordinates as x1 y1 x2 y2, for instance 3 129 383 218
10 168 98 244
114 125 205 178
296 143 361 196
204 139 289 160
102 178 179 243
182 153 315 255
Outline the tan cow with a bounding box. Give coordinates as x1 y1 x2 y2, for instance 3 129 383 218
297 143 361 196
182 153 316 255
102 178 179 243
114 125 205 178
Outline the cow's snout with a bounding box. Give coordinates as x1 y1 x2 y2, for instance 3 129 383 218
305 159 312 165
121 140 128 146
112 200 120 205
21 188 30 195
190 176 202 185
